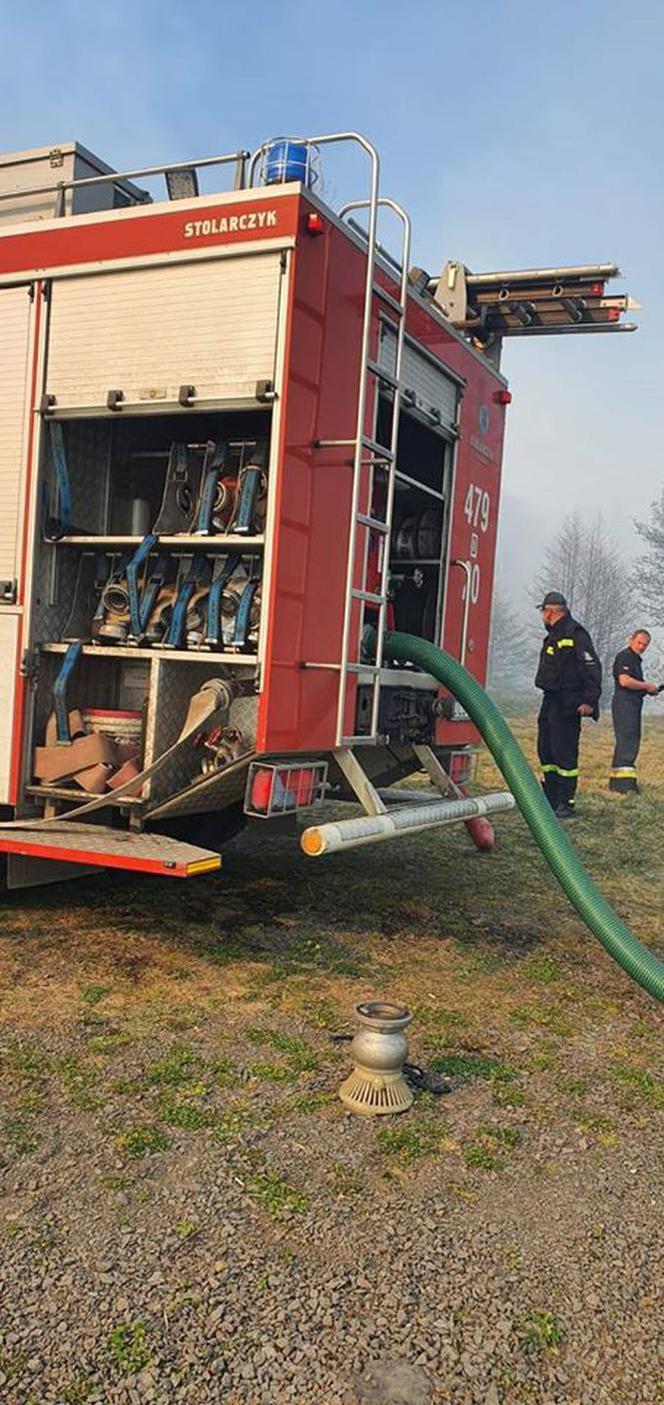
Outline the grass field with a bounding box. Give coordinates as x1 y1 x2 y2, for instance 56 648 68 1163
0 713 661 1404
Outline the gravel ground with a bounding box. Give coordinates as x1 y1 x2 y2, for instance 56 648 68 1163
0 718 662 1403
0 1006 661 1405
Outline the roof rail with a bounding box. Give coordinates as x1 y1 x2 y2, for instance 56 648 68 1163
0 150 251 217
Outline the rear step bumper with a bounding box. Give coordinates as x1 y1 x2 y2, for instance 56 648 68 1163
301 790 514 856
0 824 221 879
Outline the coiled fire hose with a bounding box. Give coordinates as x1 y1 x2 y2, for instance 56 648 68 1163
384 630 664 1002
0 679 235 832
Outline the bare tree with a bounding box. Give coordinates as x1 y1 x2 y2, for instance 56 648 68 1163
634 489 664 625
533 514 637 682
487 591 533 711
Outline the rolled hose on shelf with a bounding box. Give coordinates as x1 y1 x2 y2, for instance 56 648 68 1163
383 630 664 1002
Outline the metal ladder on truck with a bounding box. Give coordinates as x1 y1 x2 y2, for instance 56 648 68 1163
333 191 411 747
251 133 411 747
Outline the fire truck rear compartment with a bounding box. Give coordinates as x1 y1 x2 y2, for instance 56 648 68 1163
26 407 271 830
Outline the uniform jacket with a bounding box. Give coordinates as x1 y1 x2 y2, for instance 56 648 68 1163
535 612 602 718
612 646 644 708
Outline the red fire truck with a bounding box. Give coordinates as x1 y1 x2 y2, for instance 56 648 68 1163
0 132 635 888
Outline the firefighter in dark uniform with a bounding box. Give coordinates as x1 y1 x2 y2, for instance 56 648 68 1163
535 591 602 819
609 630 661 792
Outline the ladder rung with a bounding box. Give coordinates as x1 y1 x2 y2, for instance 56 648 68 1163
372 284 405 316
366 359 399 389
362 436 395 462
356 513 389 534
352 589 387 605
347 662 381 675
340 734 380 747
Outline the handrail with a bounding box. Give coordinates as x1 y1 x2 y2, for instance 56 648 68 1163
450 558 472 665
0 150 251 214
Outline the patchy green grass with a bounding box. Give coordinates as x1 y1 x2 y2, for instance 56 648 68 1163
464 1143 501 1171
609 1061 663 1109
516 1308 564 1352
429 1052 516 1082
88 1033 132 1055
146 1045 206 1087
115 1125 168 1158
330 1163 364 1197
245 1169 308 1220
464 1124 522 1172
376 1116 449 1165
80 984 110 1006
174 1218 198 1239
107 1321 151 1374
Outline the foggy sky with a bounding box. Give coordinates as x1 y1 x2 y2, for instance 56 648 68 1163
1 0 661 616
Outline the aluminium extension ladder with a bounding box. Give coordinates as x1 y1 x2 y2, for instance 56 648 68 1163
252 134 411 747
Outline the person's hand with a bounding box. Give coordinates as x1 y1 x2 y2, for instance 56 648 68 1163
577 703 594 716
645 682 660 696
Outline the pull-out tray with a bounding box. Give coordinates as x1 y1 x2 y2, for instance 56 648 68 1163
0 823 221 883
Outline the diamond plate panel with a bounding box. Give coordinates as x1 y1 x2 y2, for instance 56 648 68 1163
146 749 254 820
145 663 258 806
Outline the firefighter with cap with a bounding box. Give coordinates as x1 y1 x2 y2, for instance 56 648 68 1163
535 591 602 819
609 629 661 793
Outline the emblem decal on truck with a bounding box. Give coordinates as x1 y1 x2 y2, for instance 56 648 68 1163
183 210 278 238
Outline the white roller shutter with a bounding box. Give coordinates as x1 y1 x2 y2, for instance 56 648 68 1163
379 323 459 430
0 284 32 587
0 614 18 802
45 253 285 412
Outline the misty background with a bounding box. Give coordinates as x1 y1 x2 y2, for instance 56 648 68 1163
1 0 662 695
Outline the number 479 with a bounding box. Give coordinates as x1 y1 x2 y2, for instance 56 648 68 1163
463 484 490 533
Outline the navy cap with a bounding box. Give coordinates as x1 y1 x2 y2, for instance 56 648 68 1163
537 591 567 610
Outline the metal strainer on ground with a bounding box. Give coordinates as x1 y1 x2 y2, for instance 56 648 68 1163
339 1001 413 1116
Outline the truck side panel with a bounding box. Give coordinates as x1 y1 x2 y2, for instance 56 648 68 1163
258 211 369 752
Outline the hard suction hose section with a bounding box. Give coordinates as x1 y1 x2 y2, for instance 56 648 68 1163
383 630 664 1002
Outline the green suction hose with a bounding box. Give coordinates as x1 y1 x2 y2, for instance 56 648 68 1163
384 630 664 1001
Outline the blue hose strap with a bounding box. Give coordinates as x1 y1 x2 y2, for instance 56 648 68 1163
165 556 208 649
205 554 242 646
46 422 73 540
138 551 170 633
233 578 259 649
126 533 159 639
232 465 263 534
195 443 227 534
53 642 82 744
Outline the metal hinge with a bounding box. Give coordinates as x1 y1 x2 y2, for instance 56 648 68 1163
20 648 39 685
1 579 17 604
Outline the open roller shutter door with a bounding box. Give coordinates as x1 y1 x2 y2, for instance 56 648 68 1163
378 322 459 430
45 253 285 412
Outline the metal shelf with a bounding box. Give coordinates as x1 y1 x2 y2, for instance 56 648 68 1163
394 472 445 501
50 535 265 551
25 784 144 809
40 643 259 665
390 557 440 566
